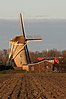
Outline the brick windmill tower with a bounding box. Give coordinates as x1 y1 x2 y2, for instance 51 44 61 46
9 13 42 71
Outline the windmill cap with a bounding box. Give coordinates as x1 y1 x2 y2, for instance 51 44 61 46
10 35 25 44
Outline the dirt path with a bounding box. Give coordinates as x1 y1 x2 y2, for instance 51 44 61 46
0 73 66 99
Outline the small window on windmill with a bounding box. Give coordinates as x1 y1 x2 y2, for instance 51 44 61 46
20 61 22 64
20 53 22 57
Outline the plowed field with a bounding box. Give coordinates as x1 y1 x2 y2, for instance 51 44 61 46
0 73 66 99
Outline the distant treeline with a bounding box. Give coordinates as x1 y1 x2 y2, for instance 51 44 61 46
29 49 66 63
0 49 66 65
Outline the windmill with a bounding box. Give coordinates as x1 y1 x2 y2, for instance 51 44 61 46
9 13 42 70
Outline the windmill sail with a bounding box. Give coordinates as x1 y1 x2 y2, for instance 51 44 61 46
20 13 31 64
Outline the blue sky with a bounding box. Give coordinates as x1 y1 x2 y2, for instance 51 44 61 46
0 0 66 19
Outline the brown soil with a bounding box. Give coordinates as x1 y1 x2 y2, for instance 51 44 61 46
0 73 66 99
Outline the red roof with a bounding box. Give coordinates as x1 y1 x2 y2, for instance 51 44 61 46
37 57 44 61
54 58 59 63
